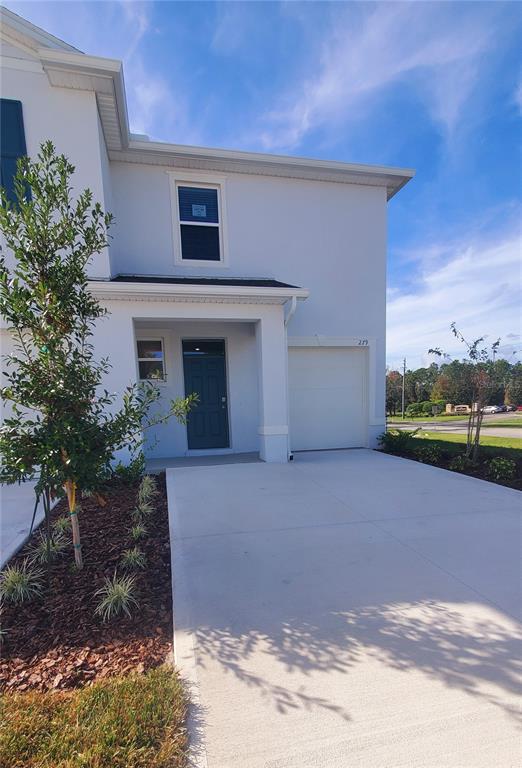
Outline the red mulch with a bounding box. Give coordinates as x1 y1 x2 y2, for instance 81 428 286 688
0 474 173 693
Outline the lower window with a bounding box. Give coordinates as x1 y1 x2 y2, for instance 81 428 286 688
137 339 165 381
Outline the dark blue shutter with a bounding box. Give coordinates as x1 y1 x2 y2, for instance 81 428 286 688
0 99 28 203
178 186 219 223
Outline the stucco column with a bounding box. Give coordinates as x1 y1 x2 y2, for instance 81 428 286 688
91 303 139 464
255 307 289 462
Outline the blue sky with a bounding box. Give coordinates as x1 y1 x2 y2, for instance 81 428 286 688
5 0 522 369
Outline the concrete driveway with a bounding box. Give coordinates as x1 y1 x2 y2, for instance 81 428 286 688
0 481 43 567
167 450 521 768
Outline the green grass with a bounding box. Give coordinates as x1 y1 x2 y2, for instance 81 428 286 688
482 418 522 428
387 414 466 423
0 666 188 768
416 431 522 460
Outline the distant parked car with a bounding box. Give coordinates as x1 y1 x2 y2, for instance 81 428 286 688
505 404 517 412
482 405 503 414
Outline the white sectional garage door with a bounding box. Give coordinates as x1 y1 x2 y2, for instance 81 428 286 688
288 347 368 451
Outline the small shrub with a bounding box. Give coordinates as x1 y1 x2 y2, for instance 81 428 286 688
138 475 158 505
52 515 71 536
132 500 154 522
0 601 6 645
449 454 475 474
378 429 419 453
28 531 68 564
485 457 517 484
0 560 44 605
94 572 138 622
131 523 147 541
121 547 147 571
113 452 146 485
414 444 443 464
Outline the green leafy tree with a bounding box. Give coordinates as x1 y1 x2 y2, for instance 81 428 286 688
505 363 522 405
385 369 402 415
429 323 500 461
430 373 452 403
0 142 196 569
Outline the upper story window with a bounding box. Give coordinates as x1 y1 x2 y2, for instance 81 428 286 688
178 185 221 262
0 99 28 203
170 174 228 267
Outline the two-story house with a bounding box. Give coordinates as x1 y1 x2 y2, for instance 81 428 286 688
0 8 414 464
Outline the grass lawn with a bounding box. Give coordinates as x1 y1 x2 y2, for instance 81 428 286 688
387 414 466 423
482 419 522 428
416 431 522 461
0 666 187 768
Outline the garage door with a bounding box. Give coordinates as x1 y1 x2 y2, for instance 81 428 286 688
288 346 368 451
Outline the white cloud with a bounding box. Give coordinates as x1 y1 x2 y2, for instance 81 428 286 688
387 215 522 370
254 2 504 151
3 0 194 143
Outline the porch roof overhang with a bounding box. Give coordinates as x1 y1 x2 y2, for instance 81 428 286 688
88 276 309 305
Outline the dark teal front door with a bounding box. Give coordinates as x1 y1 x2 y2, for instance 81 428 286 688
183 340 230 449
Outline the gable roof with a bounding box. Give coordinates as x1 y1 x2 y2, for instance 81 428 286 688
0 6 78 53
0 8 414 199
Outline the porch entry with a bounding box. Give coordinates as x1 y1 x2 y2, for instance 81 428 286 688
182 339 230 449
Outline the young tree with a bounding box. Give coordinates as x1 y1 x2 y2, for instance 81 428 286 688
386 369 402 415
505 363 522 406
429 323 500 461
0 142 196 569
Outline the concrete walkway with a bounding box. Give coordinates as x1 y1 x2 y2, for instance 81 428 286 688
0 481 43 567
167 450 521 768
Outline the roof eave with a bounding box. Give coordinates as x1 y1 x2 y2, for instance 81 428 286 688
36 48 130 151
114 139 415 198
88 279 309 305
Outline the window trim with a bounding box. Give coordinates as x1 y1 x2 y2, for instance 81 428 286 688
168 171 228 268
136 337 167 383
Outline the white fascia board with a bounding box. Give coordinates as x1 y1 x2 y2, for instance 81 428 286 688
36 48 130 150
121 139 415 199
88 280 309 305
37 48 122 76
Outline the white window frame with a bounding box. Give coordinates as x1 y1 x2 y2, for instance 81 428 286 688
136 337 167 382
168 171 228 268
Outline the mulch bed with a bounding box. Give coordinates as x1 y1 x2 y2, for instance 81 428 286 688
0 474 173 693
389 449 522 490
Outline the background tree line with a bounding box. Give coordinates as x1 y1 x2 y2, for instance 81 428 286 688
386 359 522 416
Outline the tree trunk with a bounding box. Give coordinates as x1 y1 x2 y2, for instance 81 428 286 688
472 410 484 463
43 488 52 592
64 479 83 569
465 409 475 459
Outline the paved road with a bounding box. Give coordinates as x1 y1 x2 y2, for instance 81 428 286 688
168 450 521 768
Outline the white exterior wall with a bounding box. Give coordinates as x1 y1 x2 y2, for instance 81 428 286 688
135 321 259 459
1 33 389 457
0 53 112 278
109 164 387 442
91 298 289 462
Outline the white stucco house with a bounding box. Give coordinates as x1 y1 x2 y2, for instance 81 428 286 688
0 8 414 465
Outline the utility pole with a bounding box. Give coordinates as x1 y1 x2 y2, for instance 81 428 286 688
401 358 406 420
